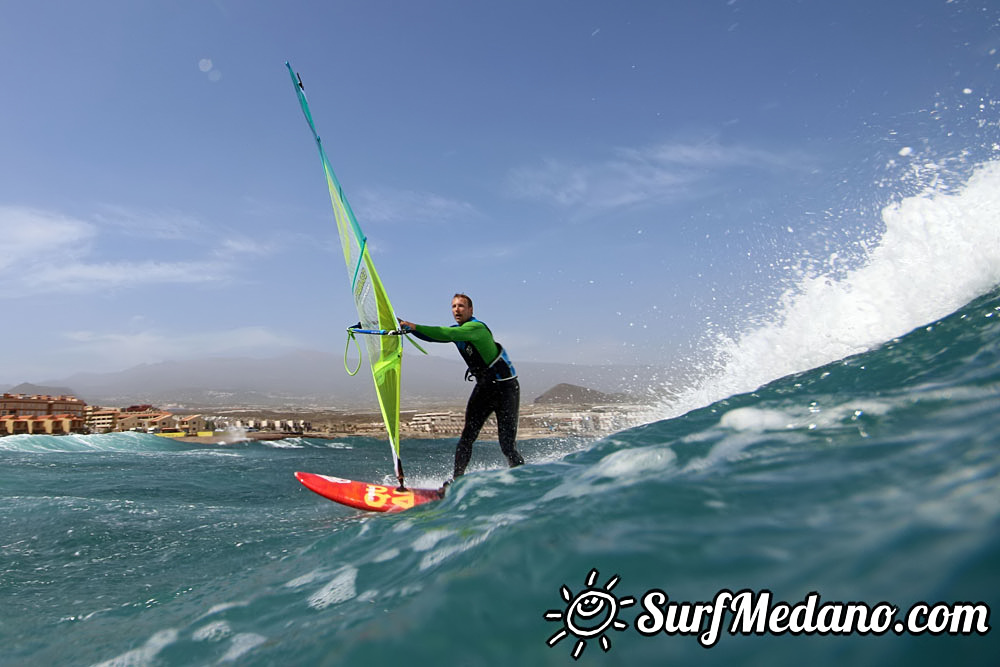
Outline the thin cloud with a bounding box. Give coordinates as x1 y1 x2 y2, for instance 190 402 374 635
625 141 809 170
214 236 276 259
92 204 207 240
0 205 239 296
354 187 480 224
92 204 281 259
33 260 231 293
0 206 95 271
64 326 302 368
507 139 813 216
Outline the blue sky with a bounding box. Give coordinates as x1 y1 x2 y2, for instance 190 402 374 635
1 0 998 384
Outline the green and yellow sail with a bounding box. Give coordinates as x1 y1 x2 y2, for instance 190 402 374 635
286 62 409 486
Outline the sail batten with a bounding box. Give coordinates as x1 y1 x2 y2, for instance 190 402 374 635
286 62 405 485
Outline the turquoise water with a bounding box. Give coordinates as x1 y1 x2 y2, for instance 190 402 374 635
2 285 998 665
4 154 1000 664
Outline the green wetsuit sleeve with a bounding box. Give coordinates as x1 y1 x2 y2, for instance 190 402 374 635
412 321 498 364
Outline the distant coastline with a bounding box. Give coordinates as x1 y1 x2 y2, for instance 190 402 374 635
167 400 649 444
1 382 651 441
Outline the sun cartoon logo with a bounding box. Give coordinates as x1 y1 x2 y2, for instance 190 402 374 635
544 568 635 659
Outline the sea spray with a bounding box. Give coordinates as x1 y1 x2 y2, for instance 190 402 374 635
659 158 1000 420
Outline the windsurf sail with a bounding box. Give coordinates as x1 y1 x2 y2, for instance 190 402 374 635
286 62 418 488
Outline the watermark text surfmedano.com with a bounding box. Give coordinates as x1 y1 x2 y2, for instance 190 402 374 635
634 589 991 648
544 571 991 660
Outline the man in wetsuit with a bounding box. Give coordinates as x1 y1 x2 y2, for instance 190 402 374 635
399 293 524 481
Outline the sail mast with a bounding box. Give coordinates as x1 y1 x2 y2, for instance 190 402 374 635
286 62 406 488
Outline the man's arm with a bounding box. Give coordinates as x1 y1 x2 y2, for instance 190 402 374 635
398 319 486 343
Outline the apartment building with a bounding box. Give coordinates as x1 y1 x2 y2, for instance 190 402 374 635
0 393 87 418
0 414 86 435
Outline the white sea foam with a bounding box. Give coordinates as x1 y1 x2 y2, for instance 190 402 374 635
411 529 456 552
192 620 231 642
90 629 178 667
587 446 677 480
372 547 400 563
419 528 494 571
198 600 250 618
306 566 358 609
285 568 327 589
660 159 1000 419
719 407 796 432
261 439 304 449
219 633 268 662
719 400 895 434
543 446 678 500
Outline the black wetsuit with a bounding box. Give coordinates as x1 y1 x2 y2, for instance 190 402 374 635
411 318 524 477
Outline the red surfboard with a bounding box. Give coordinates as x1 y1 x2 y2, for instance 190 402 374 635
295 472 443 513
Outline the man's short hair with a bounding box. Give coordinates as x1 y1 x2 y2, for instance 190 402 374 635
453 293 473 310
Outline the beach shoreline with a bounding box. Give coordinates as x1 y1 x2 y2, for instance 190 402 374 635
166 402 647 445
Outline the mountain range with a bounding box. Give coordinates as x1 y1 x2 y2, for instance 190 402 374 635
2 349 668 410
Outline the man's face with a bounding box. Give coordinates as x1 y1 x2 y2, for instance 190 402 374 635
452 297 472 324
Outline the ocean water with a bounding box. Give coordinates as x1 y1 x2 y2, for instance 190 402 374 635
3 159 1000 664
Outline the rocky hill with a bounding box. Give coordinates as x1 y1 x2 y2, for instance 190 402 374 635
533 383 633 406
5 382 76 397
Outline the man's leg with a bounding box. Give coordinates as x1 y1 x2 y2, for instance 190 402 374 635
496 380 523 467
454 383 492 477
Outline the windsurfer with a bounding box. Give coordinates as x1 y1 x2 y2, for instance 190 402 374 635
399 294 524 482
